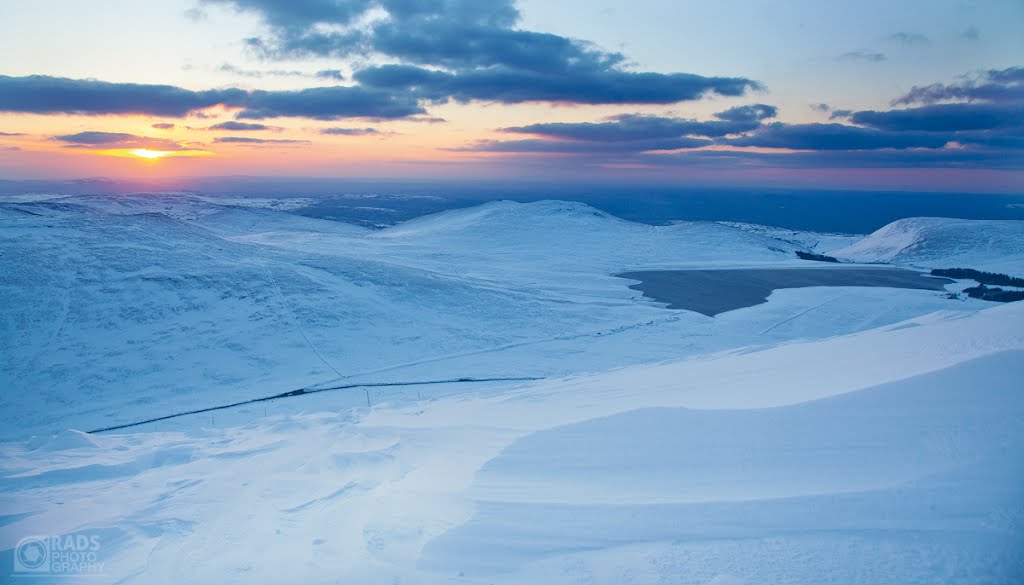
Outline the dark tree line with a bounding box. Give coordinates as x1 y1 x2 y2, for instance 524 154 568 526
931 268 1024 288
796 251 840 263
962 284 1024 303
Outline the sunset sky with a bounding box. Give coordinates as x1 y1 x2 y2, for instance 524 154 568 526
1 0 1022 191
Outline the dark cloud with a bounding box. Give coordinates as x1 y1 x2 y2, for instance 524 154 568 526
838 51 887 63
459 136 711 154
151 123 175 130
219 63 304 78
218 63 345 81
0 75 247 117
810 104 853 119
212 136 309 144
0 131 25 136
886 32 929 46
645 146 1024 170
354 64 756 105
237 85 425 119
203 0 384 31
0 74 423 121
315 69 345 81
0 146 21 151
851 103 1024 132
464 65 1024 170
501 113 765 142
462 110 783 154
407 116 447 124
204 0 759 106
320 127 379 135
52 131 187 150
207 121 273 131
894 66 1024 105
722 123 951 150
714 104 777 122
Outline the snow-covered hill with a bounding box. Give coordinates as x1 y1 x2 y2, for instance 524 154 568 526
829 217 1024 276
4 197 1003 438
2 193 1023 583
2 196 979 439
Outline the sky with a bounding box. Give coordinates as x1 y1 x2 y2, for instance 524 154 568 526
0 0 1022 191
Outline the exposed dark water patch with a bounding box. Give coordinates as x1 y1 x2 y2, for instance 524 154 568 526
618 268 954 317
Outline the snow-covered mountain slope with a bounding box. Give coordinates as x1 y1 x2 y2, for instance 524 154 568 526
716 221 863 253
2 196 977 439
829 217 1024 275
1 302 1021 584
3 197 1004 440
370 200 803 269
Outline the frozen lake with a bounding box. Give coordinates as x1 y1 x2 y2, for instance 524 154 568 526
618 267 954 316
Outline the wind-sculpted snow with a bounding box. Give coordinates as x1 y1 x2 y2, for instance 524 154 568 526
1 302 1021 584
830 217 1024 276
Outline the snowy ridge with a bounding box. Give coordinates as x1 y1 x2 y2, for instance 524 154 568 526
830 217 1024 275
372 199 622 237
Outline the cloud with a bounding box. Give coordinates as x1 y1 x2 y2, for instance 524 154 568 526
316 69 345 81
0 74 423 120
459 136 711 154
0 131 25 136
219 63 304 78
237 85 425 119
851 103 1024 132
0 75 247 117
203 0 759 106
886 32 929 46
853 68 1024 137
320 127 379 135
407 116 447 124
212 136 309 144
353 64 756 105
462 109 781 154
645 146 1024 170
465 107 775 154
961 26 980 41
714 104 777 122
207 121 273 131
0 146 20 151
218 63 345 81
464 66 1024 170
838 51 887 63
893 66 1024 105
151 123 175 129
725 123 951 150
502 112 767 142
52 131 187 150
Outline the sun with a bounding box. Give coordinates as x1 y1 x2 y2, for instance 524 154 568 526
95 148 213 160
130 149 171 159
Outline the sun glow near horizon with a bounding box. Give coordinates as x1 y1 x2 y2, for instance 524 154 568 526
130 148 170 159
95 148 214 161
